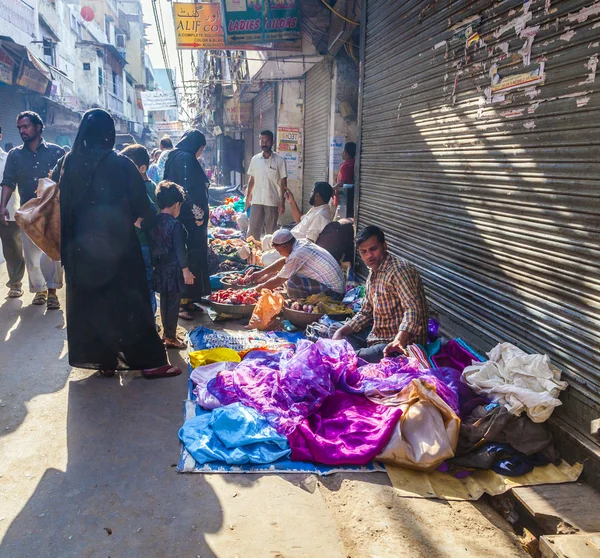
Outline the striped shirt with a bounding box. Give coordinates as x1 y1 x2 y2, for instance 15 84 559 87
348 253 428 346
278 240 345 294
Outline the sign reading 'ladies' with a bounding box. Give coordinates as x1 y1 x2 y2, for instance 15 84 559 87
220 0 301 45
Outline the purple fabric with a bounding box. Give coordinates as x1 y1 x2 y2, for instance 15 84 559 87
288 390 403 465
337 357 463 417
430 339 480 372
208 339 357 435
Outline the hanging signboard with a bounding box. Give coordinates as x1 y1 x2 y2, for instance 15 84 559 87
224 98 252 128
17 65 49 94
221 0 302 45
141 90 178 111
155 121 184 134
173 3 300 50
0 48 14 86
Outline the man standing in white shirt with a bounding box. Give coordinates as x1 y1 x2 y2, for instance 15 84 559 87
285 181 333 242
245 130 288 239
0 126 24 298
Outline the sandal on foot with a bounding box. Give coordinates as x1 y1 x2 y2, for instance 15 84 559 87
164 338 186 350
46 294 60 310
32 292 47 305
178 309 194 321
7 287 23 298
142 365 182 379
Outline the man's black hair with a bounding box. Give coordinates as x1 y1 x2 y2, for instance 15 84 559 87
356 225 385 247
313 181 333 203
160 136 173 149
121 144 150 169
17 111 44 130
155 180 185 209
344 142 356 158
260 130 274 141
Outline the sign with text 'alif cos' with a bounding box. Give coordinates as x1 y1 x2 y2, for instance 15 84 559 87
173 3 301 50
140 90 178 112
221 0 301 45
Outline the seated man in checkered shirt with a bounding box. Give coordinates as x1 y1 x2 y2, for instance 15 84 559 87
333 225 428 363
248 228 345 300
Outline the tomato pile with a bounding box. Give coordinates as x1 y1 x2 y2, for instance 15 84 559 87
210 288 260 305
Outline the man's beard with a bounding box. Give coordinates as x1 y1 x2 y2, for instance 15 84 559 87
309 194 315 206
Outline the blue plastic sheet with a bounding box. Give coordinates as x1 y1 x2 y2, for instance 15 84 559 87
178 403 290 465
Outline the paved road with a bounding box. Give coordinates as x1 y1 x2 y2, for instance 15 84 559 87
0 264 527 558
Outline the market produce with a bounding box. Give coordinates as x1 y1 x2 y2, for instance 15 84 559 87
283 293 354 316
210 288 260 305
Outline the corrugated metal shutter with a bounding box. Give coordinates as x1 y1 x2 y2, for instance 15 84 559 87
252 84 276 156
0 85 27 147
359 0 600 435
303 61 331 211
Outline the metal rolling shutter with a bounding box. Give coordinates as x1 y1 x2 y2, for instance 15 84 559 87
359 0 600 434
252 85 276 156
0 85 27 147
303 61 331 211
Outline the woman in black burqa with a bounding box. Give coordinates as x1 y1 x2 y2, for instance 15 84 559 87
163 129 211 320
55 109 180 378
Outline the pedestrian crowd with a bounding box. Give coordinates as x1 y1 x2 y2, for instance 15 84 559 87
0 108 429 377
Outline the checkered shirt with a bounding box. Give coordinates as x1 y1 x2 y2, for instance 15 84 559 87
348 253 428 346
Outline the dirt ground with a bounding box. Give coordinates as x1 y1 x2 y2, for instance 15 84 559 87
0 264 527 558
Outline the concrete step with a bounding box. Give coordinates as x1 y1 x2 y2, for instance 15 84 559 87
512 483 600 535
540 533 600 558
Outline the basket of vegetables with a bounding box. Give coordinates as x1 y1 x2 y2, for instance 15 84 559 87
209 288 260 316
282 298 352 329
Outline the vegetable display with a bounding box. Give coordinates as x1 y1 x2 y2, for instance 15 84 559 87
210 288 260 305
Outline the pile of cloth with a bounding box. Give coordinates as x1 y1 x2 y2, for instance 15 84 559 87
180 331 568 476
209 196 246 228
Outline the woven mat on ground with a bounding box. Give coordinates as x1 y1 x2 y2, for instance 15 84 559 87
385 460 582 500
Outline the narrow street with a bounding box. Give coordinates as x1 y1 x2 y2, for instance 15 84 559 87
0 265 526 558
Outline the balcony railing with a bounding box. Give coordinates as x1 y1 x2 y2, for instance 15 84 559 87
107 91 124 117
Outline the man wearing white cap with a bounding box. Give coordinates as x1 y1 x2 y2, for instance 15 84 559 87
248 229 345 299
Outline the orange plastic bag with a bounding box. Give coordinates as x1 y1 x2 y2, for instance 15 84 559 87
247 289 284 330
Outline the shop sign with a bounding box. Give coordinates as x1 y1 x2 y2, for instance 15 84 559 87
17 64 49 94
155 121 184 133
0 48 14 85
141 90 178 111
224 98 252 128
221 0 301 45
173 3 300 50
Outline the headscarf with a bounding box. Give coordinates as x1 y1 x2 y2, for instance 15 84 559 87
163 129 207 188
60 109 116 266
174 129 206 154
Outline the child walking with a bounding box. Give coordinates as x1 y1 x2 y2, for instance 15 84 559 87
150 181 195 349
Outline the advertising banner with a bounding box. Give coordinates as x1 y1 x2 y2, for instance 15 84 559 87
141 90 178 111
221 0 301 45
174 3 300 50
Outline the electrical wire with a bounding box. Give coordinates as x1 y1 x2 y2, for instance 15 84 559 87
320 0 360 25
345 39 359 63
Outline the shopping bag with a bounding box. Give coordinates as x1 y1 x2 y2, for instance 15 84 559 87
247 289 284 330
376 378 460 472
15 176 61 261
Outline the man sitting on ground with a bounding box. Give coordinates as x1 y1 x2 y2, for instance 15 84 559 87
332 225 428 363
284 181 332 242
249 229 345 300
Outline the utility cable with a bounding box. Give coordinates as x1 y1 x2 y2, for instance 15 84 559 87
320 0 360 25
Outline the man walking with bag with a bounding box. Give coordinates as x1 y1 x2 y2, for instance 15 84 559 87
0 112 64 309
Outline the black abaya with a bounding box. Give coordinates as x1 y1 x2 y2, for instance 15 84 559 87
57 122 167 370
163 130 211 300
